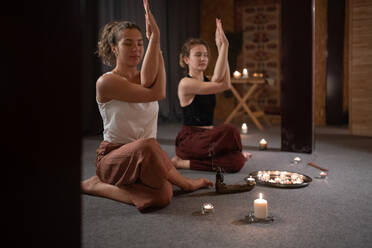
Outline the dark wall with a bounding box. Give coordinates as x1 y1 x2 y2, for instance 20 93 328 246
326 0 346 125
82 0 102 135
281 0 314 153
7 1 82 247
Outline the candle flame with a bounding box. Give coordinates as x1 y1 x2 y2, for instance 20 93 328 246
259 193 263 199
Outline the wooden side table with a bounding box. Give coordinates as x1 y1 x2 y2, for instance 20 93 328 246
224 77 271 130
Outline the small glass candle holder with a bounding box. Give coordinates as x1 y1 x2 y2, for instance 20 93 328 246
201 203 215 214
319 171 328 179
293 157 301 164
259 139 268 150
246 176 255 185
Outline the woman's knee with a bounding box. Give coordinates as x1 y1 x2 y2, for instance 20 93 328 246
135 138 159 152
223 156 246 173
221 124 240 136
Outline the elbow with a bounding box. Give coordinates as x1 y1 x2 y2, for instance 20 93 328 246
211 75 224 83
157 90 166 100
159 92 166 100
141 80 155 88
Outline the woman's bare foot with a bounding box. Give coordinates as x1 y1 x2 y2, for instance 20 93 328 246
81 175 100 194
243 151 252 159
171 156 190 169
81 176 133 204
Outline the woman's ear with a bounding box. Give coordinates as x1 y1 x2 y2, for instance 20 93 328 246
111 45 117 55
183 56 189 65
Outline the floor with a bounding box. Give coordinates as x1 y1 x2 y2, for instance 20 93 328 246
82 122 372 248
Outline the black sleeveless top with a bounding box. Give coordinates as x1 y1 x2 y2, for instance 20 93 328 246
181 75 216 126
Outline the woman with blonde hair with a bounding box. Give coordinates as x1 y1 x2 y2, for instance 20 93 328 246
172 18 251 173
81 0 213 212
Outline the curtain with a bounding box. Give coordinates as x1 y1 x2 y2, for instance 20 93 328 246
81 0 200 135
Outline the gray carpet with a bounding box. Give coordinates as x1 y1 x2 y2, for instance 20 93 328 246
82 123 372 248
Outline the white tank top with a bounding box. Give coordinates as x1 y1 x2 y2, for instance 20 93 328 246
97 98 159 144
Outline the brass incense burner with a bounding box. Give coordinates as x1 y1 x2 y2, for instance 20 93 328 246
215 167 256 194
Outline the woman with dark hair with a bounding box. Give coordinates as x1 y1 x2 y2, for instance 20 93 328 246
81 0 213 212
172 18 251 173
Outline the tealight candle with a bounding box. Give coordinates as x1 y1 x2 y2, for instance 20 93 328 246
293 157 301 164
233 71 241 79
242 68 248 78
201 203 214 214
259 139 268 150
246 176 255 184
319 171 328 178
241 123 248 134
254 193 268 219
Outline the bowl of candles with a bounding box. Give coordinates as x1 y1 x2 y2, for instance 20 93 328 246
246 170 312 188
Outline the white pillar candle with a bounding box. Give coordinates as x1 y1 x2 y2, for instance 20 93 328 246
254 193 268 219
242 68 248 78
233 70 241 79
241 123 248 134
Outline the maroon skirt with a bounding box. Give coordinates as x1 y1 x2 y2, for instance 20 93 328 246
96 138 173 211
175 124 247 173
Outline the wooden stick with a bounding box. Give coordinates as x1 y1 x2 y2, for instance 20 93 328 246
307 162 328 172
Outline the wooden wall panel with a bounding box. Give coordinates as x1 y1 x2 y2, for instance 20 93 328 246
349 0 372 136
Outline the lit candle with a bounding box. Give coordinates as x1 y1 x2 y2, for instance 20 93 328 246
293 157 301 164
320 171 328 178
242 68 248 78
246 176 255 184
201 203 214 214
241 123 248 134
253 72 258 77
254 193 268 219
259 139 268 150
233 71 241 79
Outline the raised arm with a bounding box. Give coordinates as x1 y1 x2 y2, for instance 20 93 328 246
211 18 229 83
140 0 160 88
97 48 166 103
179 19 231 97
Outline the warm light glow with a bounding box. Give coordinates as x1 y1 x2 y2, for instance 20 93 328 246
241 123 248 133
259 193 263 200
260 139 267 144
242 68 248 78
203 203 214 209
233 71 241 79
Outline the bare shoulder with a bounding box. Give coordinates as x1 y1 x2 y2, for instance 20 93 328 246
179 76 202 87
178 77 189 87
97 73 128 89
